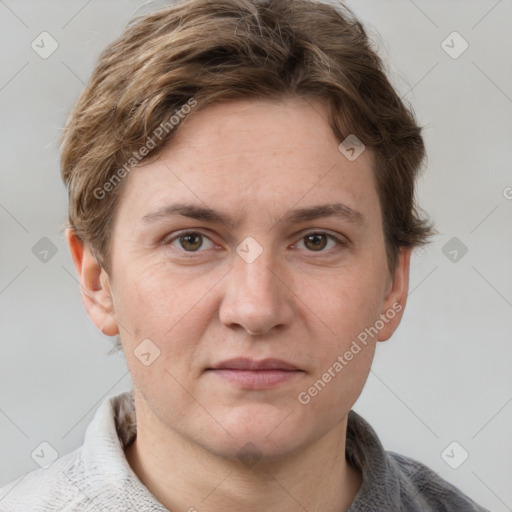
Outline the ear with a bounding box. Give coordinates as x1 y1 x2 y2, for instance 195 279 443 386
66 228 119 336
377 247 411 342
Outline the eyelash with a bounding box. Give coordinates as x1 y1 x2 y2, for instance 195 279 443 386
162 230 348 257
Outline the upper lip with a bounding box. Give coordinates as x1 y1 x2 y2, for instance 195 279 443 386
208 357 302 371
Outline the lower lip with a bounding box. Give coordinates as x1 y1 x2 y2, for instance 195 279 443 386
207 369 303 389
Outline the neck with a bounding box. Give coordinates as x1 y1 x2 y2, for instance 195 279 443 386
125 393 362 512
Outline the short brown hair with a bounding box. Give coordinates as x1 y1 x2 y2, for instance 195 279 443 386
60 0 434 275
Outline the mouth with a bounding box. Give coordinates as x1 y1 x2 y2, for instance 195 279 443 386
205 358 305 389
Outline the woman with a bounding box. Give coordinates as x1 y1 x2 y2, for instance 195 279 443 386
0 0 490 510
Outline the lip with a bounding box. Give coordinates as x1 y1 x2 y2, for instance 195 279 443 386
206 358 305 389
208 357 301 371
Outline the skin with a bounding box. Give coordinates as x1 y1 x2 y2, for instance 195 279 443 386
68 95 411 512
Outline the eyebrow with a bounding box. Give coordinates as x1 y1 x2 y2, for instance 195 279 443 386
142 202 364 229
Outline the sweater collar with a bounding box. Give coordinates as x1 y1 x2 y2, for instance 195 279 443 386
345 409 401 510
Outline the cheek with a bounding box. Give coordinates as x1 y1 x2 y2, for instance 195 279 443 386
293 263 384 408
113 265 210 415
111 261 215 382
297 296 378 419
299 343 376 426
302 266 386 348
114 259 205 334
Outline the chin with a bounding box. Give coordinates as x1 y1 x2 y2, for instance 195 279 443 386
203 404 309 461
208 433 301 465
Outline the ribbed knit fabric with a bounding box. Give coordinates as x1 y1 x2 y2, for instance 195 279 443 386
0 391 490 511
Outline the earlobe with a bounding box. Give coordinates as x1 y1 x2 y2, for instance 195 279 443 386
66 229 119 337
377 247 411 342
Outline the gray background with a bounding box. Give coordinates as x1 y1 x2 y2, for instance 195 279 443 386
0 0 511 510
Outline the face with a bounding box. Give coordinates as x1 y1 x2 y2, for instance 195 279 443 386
75 96 410 461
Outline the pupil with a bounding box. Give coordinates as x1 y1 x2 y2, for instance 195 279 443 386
182 233 202 251
306 234 326 251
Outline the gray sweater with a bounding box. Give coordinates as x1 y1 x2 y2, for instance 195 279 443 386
0 391 491 511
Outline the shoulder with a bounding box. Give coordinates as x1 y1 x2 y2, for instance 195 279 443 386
0 391 155 512
346 410 491 512
0 447 95 512
387 451 491 512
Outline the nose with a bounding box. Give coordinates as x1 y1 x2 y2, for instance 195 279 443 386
219 245 295 336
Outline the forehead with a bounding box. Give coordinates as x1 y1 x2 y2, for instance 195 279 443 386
166 96 369 166
118 96 380 228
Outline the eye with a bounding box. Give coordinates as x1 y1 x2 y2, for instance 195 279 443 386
162 229 348 257
294 231 346 253
165 231 215 253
